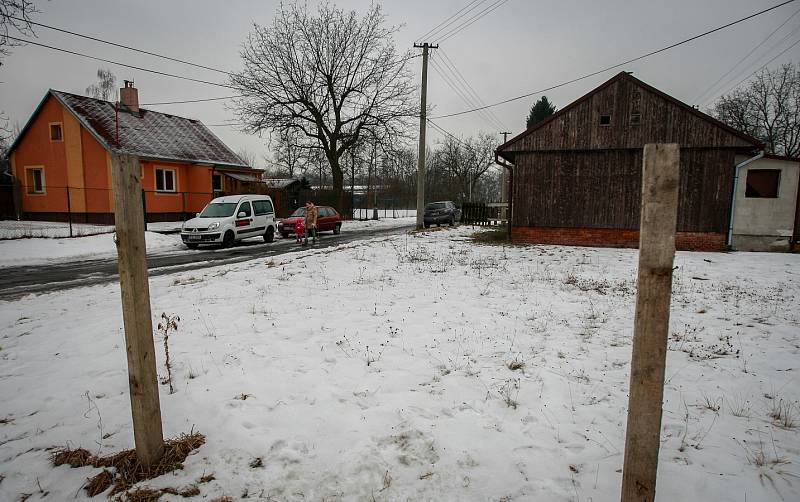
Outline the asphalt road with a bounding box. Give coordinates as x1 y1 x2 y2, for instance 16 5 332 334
0 224 415 301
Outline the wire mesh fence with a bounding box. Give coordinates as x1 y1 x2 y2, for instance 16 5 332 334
3 186 419 239
4 185 217 240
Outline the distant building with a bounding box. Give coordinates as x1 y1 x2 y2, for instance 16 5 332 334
731 154 799 252
4 81 262 222
496 71 799 251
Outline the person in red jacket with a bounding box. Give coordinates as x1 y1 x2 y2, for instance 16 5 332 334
294 220 305 244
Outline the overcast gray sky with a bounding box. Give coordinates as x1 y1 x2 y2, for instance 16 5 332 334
2 0 798 167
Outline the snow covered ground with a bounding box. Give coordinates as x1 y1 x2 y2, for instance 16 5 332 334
0 231 184 268
0 217 415 268
0 227 798 501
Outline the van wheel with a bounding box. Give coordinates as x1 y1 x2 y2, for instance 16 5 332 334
185 243 199 250
333 223 341 235
264 226 275 243
222 230 235 248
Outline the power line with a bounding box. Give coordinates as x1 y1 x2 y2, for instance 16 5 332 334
711 36 800 101
142 54 422 106
2 14 232 75
699 24 800 106
430 0 797 120
142 95 242 106
438 0 510 43
438 49 508 129
427 119 467 146
4 35 236 89
417 0 488 42
430 56 503 131
692 6 800 104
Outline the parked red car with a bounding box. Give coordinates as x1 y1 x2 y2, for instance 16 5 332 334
277 205 342 238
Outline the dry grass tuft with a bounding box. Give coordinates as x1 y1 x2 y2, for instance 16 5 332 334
124 487 163 502
198 473 215 483
507 360 525 371
85 469 114 496
51 431 205 497
180 485 201 497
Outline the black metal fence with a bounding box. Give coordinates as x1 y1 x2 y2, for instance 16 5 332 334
461 202 508 226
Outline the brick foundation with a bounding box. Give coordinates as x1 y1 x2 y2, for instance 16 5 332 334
511 227 726 252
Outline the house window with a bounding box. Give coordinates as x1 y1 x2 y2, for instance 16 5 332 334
212 173 222 191
745 169 780 198
155 168 176 192
49 123 63 141
25 167 45 194
599 114 611 126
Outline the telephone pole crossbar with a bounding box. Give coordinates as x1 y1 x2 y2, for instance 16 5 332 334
414 42 438 230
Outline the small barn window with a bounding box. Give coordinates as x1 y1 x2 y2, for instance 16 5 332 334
155 168 176 192
745 169 780 198
630 89 642 125
49 123 63 141
599 114 611 126
212 173 222 191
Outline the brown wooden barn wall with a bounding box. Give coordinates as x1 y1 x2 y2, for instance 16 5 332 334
511 148 737 233
503 76 754 153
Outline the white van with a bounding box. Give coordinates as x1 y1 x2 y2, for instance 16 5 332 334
180 194 277 249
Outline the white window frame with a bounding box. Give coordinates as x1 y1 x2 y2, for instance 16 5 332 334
155 167 177 192
25 166 46 194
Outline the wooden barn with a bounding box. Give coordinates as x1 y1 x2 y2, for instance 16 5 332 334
496 71 764 251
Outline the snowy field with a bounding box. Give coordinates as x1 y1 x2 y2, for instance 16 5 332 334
0 217 416 268
0 227 798 501
0 231 184 268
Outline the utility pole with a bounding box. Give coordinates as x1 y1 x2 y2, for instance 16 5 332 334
110 153 165 467
620 143 680 502
414 42 437 229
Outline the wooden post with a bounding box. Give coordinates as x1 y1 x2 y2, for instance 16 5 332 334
110 153 165 467
620 144 680 502
66 186 73 238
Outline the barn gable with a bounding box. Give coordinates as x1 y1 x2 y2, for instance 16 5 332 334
498 72 761 161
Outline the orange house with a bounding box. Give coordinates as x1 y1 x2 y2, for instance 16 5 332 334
5 82 261 223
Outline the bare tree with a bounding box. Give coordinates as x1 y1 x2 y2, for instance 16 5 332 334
712 62 800 157
1 0 38 143
436 132 499 202
234 147 259 169
85 68 117 101
269 129 310 178
0 0 37 63
229 2 417 197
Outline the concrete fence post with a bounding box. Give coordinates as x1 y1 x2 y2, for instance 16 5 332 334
620 143 680 502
